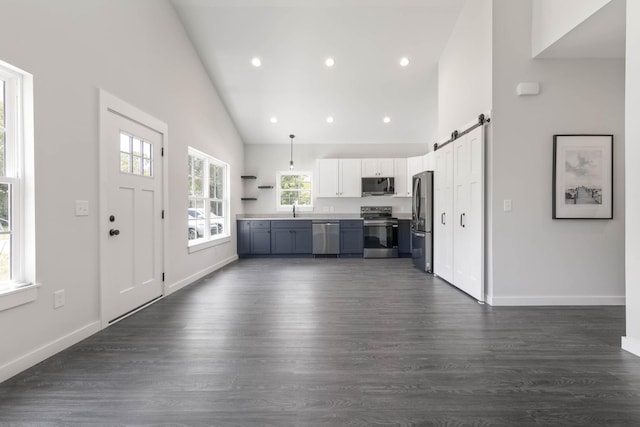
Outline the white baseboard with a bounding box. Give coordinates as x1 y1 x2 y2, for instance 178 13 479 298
487 295 625 306
0 321 101 384
167 254 238 295
622 336 640 357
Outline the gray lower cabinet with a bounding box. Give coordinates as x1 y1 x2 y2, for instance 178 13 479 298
398 219 411 256
270 220 313 254
239 219 365 257
238 220 271 256
340 220 363 255
237 220 252 254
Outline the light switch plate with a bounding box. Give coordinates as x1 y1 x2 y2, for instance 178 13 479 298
75 200 89 216
503 199 512 212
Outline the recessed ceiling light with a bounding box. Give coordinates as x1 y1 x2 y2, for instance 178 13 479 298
383 116 391 124
251 57 262 67
269 116 278 124
325 57 335 67
400 57 410 67
326 116 334 123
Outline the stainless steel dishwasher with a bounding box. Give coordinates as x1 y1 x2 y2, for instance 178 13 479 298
312 220 340 256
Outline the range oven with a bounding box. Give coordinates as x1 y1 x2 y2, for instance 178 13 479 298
361 206 398 258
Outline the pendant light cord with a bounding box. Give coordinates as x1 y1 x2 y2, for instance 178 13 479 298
289 134 295 169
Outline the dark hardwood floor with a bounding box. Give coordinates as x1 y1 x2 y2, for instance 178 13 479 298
1 258 640 426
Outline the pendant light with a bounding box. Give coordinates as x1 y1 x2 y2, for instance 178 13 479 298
289 134 295 170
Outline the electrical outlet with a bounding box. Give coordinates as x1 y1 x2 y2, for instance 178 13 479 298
54 290 65 309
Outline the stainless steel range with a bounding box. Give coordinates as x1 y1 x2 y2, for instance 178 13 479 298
361 206 398 258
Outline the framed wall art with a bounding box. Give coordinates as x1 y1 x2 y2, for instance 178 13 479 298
552 134 613 219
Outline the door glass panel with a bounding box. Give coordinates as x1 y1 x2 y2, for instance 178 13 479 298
143 159 151 177
132 138 142 156
120 132 153 177
132 156 141 175
143 141 151 159
120 152 131 173
120 133 130 152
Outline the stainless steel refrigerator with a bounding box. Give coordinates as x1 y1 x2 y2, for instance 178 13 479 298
411 171 433 272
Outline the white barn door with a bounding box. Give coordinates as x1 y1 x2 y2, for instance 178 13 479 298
452 126 485 302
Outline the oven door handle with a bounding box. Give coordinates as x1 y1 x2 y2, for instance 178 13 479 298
364 220 398 226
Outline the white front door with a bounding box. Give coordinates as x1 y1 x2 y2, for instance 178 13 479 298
99 91 165 326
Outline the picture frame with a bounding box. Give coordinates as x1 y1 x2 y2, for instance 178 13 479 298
552 134 613 219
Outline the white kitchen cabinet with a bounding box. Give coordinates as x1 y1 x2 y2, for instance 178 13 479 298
407 155 424 176
316 158 361 198
404 155 424 197
362 158 394 177
433 125 484 302
393 158 409 197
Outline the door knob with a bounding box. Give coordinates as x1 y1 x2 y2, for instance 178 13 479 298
109 229 120 236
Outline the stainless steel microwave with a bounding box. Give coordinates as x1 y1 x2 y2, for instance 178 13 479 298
361 177 395 196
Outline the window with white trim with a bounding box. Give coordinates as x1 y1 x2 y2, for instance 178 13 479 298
0 61 28 292
277 171 312 210
187 147 229 246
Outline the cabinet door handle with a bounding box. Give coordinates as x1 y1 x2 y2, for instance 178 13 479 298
441 213 446 225
460 213 466 228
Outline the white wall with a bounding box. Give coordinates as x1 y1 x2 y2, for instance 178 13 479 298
0 0 244 382
243 143 428 215
623 1 640 356
438 0 493 140
531 0 612 57
489 0 625 305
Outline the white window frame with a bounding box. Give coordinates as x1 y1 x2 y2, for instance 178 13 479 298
187 147 230 252
276 171 313 212
0 59 36 311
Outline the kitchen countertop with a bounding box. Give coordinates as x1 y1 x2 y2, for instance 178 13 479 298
237 213 412 220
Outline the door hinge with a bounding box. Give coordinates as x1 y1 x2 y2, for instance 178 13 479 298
161 147 164 156
162 272 165 282
161 210 165 219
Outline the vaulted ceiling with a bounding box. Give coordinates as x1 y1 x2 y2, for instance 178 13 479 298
171 0 466 145
170 0 626 146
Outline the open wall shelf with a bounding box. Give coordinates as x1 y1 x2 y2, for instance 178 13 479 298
241 175 274 200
